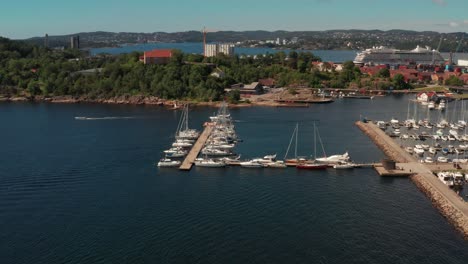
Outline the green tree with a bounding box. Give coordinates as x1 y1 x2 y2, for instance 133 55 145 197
445 76 464 86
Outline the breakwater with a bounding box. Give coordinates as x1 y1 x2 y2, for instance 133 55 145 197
356 121 468 239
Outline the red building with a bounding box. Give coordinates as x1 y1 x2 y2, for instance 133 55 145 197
142 49 173 65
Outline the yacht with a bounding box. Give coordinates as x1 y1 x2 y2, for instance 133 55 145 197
194 158 226 168
264 160 287 168
240 160 264 168
437 172 454 187
157 158 181 168
333 162 355 169
315 152 350 164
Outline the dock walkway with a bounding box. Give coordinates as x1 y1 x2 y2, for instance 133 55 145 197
356 121 468 239
179 123 214 171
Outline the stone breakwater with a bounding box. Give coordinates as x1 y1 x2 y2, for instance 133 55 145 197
356 121 468 240
355 121 409 163
412 174 468 239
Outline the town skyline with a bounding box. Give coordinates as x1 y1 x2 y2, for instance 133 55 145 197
1 0 468 39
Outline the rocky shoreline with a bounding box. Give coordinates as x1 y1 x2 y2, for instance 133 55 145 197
0 95 258 108
411 174 468 240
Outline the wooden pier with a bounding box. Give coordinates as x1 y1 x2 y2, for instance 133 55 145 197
179 123 215 171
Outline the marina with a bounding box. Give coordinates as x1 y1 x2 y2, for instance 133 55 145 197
3 96 468 263
357 120 468 239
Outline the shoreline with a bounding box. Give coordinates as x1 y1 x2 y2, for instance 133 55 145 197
0 95 333 108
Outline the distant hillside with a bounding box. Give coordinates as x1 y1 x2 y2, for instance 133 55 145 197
21 30 467 52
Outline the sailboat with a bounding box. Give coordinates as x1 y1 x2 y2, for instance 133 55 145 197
176 104 200 140
313 124 350 165
296 123 329 170
284 124 310 165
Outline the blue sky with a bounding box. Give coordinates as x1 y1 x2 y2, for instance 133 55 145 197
1 0 467 39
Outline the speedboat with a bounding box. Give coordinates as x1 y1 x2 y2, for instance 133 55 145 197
240 160 264 168
424 157 434 163
264 160 287 168
437 156 448 163
194 158 226 168
333 162 355 169
157 158 181 167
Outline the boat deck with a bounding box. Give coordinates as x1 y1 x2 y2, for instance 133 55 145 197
179 123 215 171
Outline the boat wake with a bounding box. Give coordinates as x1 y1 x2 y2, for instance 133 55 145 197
74 116 143 120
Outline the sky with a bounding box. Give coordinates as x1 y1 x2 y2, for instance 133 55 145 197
0 0 467 39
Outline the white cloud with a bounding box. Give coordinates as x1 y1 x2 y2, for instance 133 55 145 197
449 21 460 27
464 20 468 25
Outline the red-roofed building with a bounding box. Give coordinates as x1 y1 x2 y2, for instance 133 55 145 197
460 74 468 85
142 49 173 65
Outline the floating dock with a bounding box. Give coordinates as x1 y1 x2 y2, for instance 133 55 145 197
179 123 215 171
356 121 468 239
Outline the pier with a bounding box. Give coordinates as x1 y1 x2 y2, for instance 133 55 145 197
356 121 468 239
179 123 215 171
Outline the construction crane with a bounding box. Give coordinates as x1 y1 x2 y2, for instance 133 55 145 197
202 27 218 57
453 33 465 66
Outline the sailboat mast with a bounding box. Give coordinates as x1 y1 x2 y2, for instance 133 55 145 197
295 124 298 159
314 123 317 159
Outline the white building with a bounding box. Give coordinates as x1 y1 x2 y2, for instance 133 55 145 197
204 43 235 57
458 59 468 67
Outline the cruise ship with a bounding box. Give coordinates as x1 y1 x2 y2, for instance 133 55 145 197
353 45 445 66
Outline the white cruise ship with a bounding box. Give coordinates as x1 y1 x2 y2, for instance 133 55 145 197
353 45 445 66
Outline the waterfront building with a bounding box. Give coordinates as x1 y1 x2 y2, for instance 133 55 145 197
142 49 173 65
204 43 235 57
70 35 80 49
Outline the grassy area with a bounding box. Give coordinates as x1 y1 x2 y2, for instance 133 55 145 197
413 86 449 92
452 94 468 100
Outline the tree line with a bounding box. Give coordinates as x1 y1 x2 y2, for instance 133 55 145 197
0 37 414 102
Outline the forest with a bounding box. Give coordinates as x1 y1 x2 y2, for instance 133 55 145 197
0 37 410 102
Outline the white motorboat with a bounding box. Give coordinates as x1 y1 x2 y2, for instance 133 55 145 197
390 118 399 124
201 148 232 156
240 160 264 168
428 101 435 110
428 147 436 155
424 157 434 163
194 158 226 168
264 160 287 168
413 147 425 156
438 172 454 187
157 158 181 167
333 162 355 169
437 156 448 163
316 152 350 164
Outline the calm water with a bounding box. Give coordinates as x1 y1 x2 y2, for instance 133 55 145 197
91 42 357 63
90 42 468 63
1 96 467 263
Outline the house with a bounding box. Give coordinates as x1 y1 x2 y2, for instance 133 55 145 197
210 68 225 78
241 82 263 95
259 78 276 88
431 73 445 84
418 72 432 83
142 49 172 65
417 92 436 102
460 74 468 85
